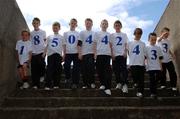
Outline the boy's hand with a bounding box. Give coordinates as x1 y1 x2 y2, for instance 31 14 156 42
112 54 115 61
78 54 82 60
42 53 46 58
62 55 65 62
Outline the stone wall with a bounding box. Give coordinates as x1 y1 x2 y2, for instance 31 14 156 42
0 0 28 101
155 0 180 89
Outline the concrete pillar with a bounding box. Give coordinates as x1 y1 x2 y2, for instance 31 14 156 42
0 0 28 101
155 0 180 89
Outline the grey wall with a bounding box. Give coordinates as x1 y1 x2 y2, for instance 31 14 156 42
155 0 180 89
0 0 28 101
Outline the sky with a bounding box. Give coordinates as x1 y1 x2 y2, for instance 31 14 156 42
16 0 169 43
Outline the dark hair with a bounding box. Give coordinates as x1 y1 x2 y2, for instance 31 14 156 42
85 18 93 23
148 32 157 39
114 20 122 27
70 18 77 23
134 28 143 35
161 27 170 32
21 29 30 36
32 17 40 23
53 22 60 28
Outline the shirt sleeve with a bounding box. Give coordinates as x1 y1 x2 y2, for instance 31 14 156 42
15 41 19 51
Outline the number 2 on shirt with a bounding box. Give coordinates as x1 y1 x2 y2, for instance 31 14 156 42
133 45 140 55
86 35 92 44
34 35 40 45
116 37 122 46
51 38 58 47
101 35 108 44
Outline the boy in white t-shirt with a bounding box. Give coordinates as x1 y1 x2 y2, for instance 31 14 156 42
157 27 177 91
63 18 81 89
128 28 146 97
43 22 65 90
146 32 163 98
16 30 32 89
31 17 46 89
94 19 112 96
79 18 95 89
111 20 128 93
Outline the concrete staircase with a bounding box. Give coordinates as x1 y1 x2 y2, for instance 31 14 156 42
0 74 180 119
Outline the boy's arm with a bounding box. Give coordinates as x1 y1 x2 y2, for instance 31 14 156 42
123 43 128 58
109 42 115 60
16 50 20 64
77 40 82 60
28 51 32 63
169 49 176 59
62 44 66 62
158 32 168 42
93 42 97 60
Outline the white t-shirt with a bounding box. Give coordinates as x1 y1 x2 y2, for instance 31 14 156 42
79 30 95 55
110 32 128 56
16 40 32 65
128 40 146 66
94 31 111 56
64 31 79 54
146 44 163 71
157 38 172 63
31 29 46 54
46 34 65 56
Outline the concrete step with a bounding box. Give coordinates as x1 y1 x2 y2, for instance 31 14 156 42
0 106 180 119
11 88 178 97
2 97 180 108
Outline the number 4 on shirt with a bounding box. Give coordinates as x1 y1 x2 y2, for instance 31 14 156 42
133 45 140 55
85 35 92 44
101 35 108 44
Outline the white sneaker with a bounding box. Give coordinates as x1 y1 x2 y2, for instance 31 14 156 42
172 87 177 91
23 82 29 89
136 92 143 97
40 76 45 82
104 89 111 96
122 84 128 93
115 83 122 89
33 86 38 89
91 83 96 89
99 85 105 90
44 87 50 90
82 86 87 89
160 86 166 89
53 86 59 89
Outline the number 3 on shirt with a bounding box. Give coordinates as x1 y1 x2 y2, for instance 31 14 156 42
133 45 140 55
34 35 40 45
101 35 108 44
162 43 168 53
151 50 157 60
51 38 58 47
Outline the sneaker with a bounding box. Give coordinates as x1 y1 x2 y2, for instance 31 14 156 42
44 87 50 90
104 89 111 96
91 83 96 89
115 83 122 89
33 86 38 89
172 87 177 91
82 86 87 89
133 83 138 88
99 85 105 90
22 82 29 89
71 84 78 89
40 76 45 82
53 86 59 89
150 94 157 99
160 85 166 89
122 84 128 93
136 92 143 98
